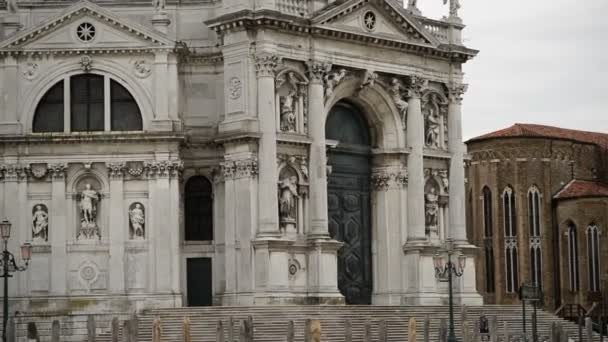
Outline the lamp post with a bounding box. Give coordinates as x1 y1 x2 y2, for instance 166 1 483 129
0 218 32 342
434 239 466 342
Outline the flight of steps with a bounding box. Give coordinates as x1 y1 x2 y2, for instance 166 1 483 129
95 305 593 342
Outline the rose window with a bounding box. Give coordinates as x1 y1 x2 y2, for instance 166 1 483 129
76 22 96 42
363 11 376 32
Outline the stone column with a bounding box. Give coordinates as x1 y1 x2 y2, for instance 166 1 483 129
406 76 427 243
447 83 468 244
254 54 281 236
0 56 21 134
306 61 330 238
371 166 408 304
151 52 172 131
107 163 126 293
49 164 68 295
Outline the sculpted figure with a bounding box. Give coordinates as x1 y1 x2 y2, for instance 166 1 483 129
129 203 145 240
153 0 165 12
80 184 99 225
389 78 409 128
407 0 418 7
324 69 347 98
6 0 18 14
443 0 461 17
279 176 299 221
280 90 297 132
360 70 378 90
425 106 440 148
425 187 439 231
32 205 48 242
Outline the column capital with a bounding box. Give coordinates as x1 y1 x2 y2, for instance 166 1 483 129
1 164 28 182
144 160 183 179
48 163 68 180
220 157 259 180
371 166 408 191
254 54 282 78
107 162 126 180
306 60 332 84
447 82 468 104
408 75 428 98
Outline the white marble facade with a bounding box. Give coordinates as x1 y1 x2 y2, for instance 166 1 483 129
0 0 481 314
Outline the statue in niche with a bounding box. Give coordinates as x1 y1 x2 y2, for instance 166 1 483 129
425 187 439 235
78 183 101 240
425 103 441 148
389 78 409 128
443 0 461 17
280 90 297 132
278 172 299 234
32 204 48 243
129 203 145 240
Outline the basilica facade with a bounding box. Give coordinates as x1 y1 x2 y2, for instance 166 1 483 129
0 0 480 314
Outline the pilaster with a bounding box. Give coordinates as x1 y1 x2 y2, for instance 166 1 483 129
151 52 172 131
0 56 22 134
49 163 68 295
107 163 126 293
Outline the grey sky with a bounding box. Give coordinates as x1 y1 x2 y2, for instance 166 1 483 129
416 0 608 139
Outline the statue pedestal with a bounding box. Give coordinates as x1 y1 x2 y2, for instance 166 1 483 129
150 12 170 34
1 15 22 38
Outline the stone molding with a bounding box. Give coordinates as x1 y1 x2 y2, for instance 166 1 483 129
220 158 259 180
370 166 408 190
254 54 282 78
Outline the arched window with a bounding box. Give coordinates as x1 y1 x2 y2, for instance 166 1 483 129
528 186 542 289
587 224 600 292
185 176 213 241
33 74 142 133
503 186 518 293
567 222 579 292
482 186 495 293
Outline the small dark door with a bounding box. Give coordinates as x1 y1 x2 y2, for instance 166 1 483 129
186 258 212 306
326 102 373 305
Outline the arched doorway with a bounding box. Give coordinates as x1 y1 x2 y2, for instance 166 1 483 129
326 101 372 304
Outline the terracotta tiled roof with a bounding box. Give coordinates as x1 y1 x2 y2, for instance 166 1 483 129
554 179 608 200
467 123 608 150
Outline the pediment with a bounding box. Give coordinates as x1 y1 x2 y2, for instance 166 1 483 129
312 0 438 47
0 1 174 52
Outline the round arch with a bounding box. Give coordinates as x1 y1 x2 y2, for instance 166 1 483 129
325 78 405 150
22 58 154 133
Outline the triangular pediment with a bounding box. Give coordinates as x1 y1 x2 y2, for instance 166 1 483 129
312 0 439 47
0 1 175 51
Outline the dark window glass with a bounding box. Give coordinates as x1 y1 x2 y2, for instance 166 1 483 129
534 192 540 235
506 247 513 293
530 246 542 289
71 74 104 132
185 176 213 241
485 244 495 293
568 224 579 291
33 81 64 132
483 187 493 238
588 226 600 292
111 80 142 131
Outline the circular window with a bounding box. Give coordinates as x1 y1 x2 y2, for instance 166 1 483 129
76 22 96 42
362 11 377 32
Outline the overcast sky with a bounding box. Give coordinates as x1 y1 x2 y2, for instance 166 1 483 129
415 0 608 139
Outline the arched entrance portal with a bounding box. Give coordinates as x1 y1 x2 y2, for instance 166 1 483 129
326 102 372 305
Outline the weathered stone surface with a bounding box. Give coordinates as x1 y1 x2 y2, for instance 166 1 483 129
408 317 416 342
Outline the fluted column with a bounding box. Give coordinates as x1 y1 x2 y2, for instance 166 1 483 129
255 54 281 236
306 61 330 238
406 76 427 243
447 83 469 243
107 163 126 293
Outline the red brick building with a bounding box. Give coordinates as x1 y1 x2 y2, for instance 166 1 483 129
466 124 608 310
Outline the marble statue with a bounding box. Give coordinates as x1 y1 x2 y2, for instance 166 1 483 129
389 78 409 128
425 187 439 233
425 106 440 148
153 0 165 12
6 0 18 14
32 204 48 242
407 0 418 7
280 90 297 132
324 69 347 98
444 0 461 17
279 175 299 233
129 203 145 240
360 70 378 89
78 183 100 240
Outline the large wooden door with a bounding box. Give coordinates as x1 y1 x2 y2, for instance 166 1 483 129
326 102 372 305
186 257 212 306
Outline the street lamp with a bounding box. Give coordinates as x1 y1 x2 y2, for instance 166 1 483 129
434 239 466 342
0 219 32 342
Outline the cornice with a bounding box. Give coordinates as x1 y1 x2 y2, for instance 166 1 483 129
206 10 477 63
0 132 185 146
